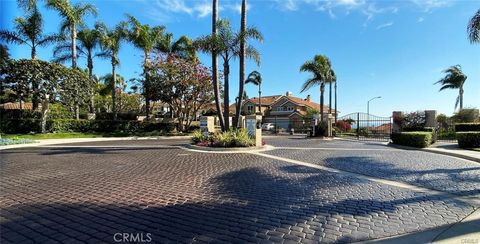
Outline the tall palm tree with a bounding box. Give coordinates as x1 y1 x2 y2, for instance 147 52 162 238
334 75 338 123
209 0 225 131
300 55 332 122
46 0 97 68
96 21 127 120
435 65 467 111
245 71 262 114
0 7 61 60
156 33 196 60
126 15 164 119
195 19 262 130
468 9 480 44
235 0 247 128
328 69 336 115
53 28 105 113
0 7 62 109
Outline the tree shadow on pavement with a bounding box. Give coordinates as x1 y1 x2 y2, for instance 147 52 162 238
1 165 474 244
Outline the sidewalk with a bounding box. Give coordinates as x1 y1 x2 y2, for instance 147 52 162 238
426 142 480 163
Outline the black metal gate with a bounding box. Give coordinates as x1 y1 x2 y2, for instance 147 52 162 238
336 112 392 141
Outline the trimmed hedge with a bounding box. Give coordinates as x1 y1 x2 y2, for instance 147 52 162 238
455 123 480 132
0 119 176 134
457 132 480 148
391 132 433 148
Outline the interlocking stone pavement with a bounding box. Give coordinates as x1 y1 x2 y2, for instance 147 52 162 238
263 138 480 197
0 139 477 243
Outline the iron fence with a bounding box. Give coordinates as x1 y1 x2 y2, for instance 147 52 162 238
336 112 392 141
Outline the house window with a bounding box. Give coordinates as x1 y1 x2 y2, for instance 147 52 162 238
247 105 254 113
287 106 294 111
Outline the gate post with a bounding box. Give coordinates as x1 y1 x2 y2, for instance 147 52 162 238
356 112 360 140
424 110 437 128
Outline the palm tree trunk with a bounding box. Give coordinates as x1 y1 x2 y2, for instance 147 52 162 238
111 57 117 120
334 81 337 123
320 83 325 122
258 84 262 114
212 0 225 131
88 51 95 113
459 87 464 110
144 52 151 119
40 98 49 134
329 80 332 114
31 45 39 110
71 25 77 68
223 61 230 130
234 0 247 129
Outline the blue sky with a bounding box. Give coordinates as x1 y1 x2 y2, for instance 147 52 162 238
1 0 479 117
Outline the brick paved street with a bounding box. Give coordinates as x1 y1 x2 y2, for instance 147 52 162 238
265 137 480 197
0 138 478 243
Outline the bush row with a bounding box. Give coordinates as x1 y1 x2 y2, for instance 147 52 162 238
456 132 480 149
0 119 176 134
455 123 480 132
390 132 433 148
192 129 255 147
1 109 142 121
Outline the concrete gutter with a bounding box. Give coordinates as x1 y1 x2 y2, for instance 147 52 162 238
0 136 191 151
388 144 480 163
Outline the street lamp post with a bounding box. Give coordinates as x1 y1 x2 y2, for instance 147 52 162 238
367 96 381 136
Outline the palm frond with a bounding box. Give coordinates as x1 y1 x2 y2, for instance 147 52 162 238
0 30 28 45
52 53 72 64
245 45 260 66
468 9 480 44
37 34 64 46
301 78 321 93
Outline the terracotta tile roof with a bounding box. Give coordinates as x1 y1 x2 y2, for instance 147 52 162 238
370 123 392 132
278 96 337 114
0 102 35 110
244 95 282 106
200 103 237 113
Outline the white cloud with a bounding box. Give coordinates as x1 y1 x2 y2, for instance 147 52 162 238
410 0 452 12
376 21 393 30
417 17 425 22
137 0 250 22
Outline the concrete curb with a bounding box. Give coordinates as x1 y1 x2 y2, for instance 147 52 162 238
0 136 192 151
183 144 275 154
388 143 480 163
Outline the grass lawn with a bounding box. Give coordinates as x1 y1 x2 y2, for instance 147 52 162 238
472 148 480 152
1 131 190 140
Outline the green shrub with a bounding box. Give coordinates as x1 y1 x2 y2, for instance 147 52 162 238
456 132 480 148
403 127 435 132
193 129 255 147
48 104 74 119
95 112 138 120
313 121 328 137
192 130 206 144
0 119 177 134
391 132 433 148
455 123 480 132
451 108 479 123
0 109 40 120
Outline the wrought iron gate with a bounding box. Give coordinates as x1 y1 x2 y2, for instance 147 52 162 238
336 112 392 141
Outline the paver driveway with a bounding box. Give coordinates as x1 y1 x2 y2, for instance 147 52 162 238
0 137 478 243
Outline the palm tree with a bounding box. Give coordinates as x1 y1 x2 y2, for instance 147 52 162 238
435 65 467 111
468 9 480 44
235 0 247 128
0 7 61 60
300 55 332 122
0 7 62 109
328 69 336 115
245 71 262 114
334 75 338 123
195 19 262 130
46 0 97 68
209 0 225 131
53 28 105 113
96 21 127 120
126 15 164 119
156 33 196 60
